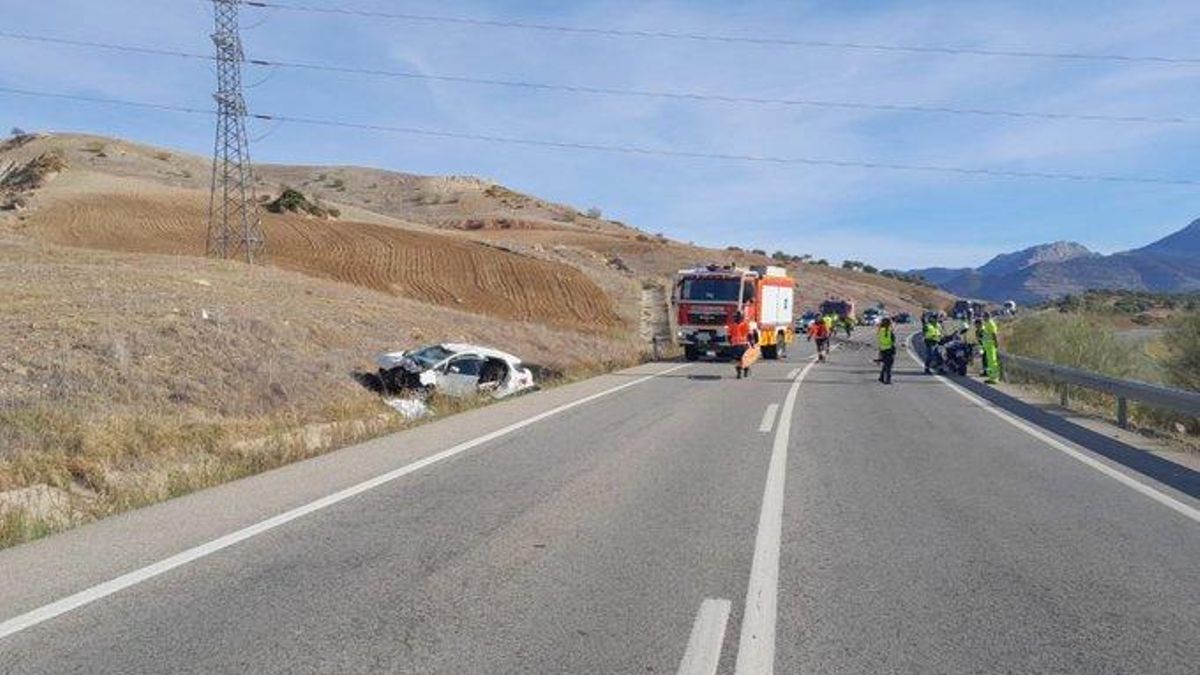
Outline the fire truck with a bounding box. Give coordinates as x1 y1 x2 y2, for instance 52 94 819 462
674 264 796 361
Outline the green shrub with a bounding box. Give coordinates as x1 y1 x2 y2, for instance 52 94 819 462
1005 313 1134 379
1163 313 1200 392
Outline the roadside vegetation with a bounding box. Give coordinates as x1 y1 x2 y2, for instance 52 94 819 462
1002 305 1199 448
0 239 645 549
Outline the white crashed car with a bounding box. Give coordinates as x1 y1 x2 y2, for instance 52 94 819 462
375 343 536 399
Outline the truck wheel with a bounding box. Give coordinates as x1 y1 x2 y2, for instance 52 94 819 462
762 344 778 360
684 345 699 361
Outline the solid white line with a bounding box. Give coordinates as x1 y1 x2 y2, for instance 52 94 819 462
785 367 800 379
676 598 732 675
0 362 692 641
734 355 818 675
758 403 779 434
901 341 1198 522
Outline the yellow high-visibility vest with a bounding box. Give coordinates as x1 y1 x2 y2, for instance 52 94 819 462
982 319 999 346
923 321 942 341
878 327 895 350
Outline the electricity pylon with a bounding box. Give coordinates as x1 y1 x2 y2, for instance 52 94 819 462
207 0 265 262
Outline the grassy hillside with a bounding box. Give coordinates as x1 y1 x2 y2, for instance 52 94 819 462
0 130 952 546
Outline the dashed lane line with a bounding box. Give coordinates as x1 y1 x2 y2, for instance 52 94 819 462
676 598 732 675
734 354 819 674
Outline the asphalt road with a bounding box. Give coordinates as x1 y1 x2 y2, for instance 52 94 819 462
1 333 1197 674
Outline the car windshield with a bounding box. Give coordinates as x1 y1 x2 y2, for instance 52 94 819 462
681 277 740 301
407 345 456 368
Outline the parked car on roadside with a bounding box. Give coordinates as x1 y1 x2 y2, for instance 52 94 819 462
376 343 536 398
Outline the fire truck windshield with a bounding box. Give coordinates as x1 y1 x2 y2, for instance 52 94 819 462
681 278 741 302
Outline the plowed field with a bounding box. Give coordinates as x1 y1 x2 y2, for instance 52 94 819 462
25 187 624 331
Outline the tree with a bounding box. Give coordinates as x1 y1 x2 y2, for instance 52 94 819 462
585 207 603 219
9 127 26 137
812 258 829 266
771 250 790 261
750 248 766 256
862 264 878 274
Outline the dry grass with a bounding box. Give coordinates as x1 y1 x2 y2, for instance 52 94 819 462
0 236 643 547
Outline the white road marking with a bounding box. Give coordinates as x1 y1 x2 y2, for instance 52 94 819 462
676 598 732 675
0 363 692 641
902 341 1198 522
734 355 818 675
758 403 779 433
785 367 800 379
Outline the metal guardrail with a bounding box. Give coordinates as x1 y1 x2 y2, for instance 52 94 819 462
999 352 1200 428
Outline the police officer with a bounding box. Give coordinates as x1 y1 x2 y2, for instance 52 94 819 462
877 317 896 384
922 314 942 374
981 311 1001 384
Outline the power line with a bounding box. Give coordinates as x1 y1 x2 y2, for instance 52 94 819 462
242 1 1200 66
4 85 1196 187
2 31 1195 126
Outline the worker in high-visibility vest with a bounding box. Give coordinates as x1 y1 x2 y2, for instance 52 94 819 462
877 317 896 384
730 310 757 379
807 314 831 361
922 314 943 374
981 312 1001 384
821 313 835 335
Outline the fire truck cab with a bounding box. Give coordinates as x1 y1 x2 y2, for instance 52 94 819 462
674 264 796 361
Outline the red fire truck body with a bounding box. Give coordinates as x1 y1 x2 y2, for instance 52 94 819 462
674 264 796 361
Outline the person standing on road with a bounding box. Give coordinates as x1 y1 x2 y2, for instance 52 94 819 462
730 310 756 379
807 314 831 361
922 314 943 374
974 317 987 377
877 317 896 384
981 312 1001 385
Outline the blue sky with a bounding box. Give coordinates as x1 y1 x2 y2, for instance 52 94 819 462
3 0 1198 269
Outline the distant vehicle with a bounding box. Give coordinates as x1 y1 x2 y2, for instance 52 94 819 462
819 298 856 323
952 299 989 320
1003 300 1018 315
859 307 884 326
795 310 821 331
376 343 535 398
675 264 796 361
895 312 912 324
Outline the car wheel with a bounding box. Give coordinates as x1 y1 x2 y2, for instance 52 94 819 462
684 345 699 361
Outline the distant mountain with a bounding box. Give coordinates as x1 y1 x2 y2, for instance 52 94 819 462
976 241 1096 277
907 266 972 286
909 221 1200 303
1133 218 1200 258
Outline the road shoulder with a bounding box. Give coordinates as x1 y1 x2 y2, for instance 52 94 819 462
0 361 686 622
